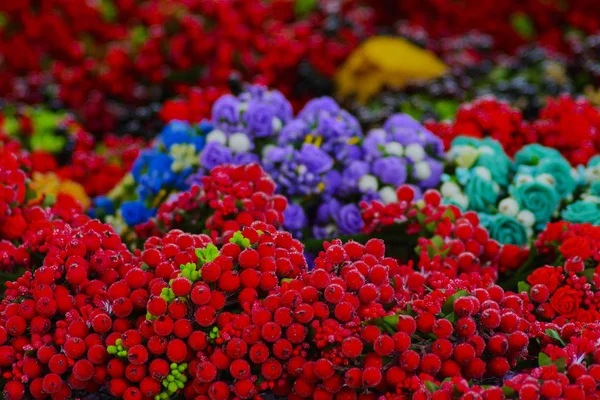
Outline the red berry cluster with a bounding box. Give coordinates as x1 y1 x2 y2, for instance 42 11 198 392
533 95 600 165
425 97 534 157
0 219 142 400
535 221 600 265
141 164 287 244
361 186 524 279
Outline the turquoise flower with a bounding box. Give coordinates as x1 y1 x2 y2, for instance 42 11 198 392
588 155 600 168
537 158 576 198
514 144 562 168
511 181 560 225
451 136 482 148
484 214 528 246
464 174 498 212
561 200 600 224
590 181 600 197
475 153 511 187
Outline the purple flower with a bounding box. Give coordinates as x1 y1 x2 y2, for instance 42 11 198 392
362 129 387 160
232 152 260 165
200 142 233 170
212 95 239 131
297 144 333 175
417 158 444 188
283 204 307 232
278 120 306 146
383 114 423 131
341 160 370 193
333 204 364 235
244 101 274 138
324 170 341 195
372 157 407 186
316 198 340 224
299 97 340 121
264 90 293 123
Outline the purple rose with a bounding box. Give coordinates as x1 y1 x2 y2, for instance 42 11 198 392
212 95 239 131
362 129 387 160
200 142 233 170
283 204 307 232
341 160 369 193
264 146 293 163
323 170 341 195
333 204 364 235
233 152 260 165
372 157 407 187
316 198 340 224
298 144 333 175
244 102 274 138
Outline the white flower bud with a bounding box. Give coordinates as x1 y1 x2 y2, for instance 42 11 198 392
515 174 534 186
414 161 431 180
585 166 600 183
440 181 460 198
405 143 425 162
358 174 379 193
473 166 492 181
478 145 494 155
386 142 404 157
272 118 283 133
368 129 387 140
206 129 227 144
498 197 519 217
379 186 398 204
536 173 555 187
262 144 276 158
453 193 469 209
228 133 251 153
517 210 535 228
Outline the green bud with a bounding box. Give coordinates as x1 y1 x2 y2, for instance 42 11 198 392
118 351 127 357
107 346 117 354
176 380 184 389
167 375 175 382
168 382 178 393
171 363 178 369
178 364 187 372
115 339 122 346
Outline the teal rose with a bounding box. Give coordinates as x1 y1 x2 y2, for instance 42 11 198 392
451 136 482 148
588 155 600 168
538 158 576 198
481 137 507 155
485 215 528 246
476 153 511 187
561 200 600 224
591 181 600 197
464 174 498 212
514 144 562 168
511 181 560 225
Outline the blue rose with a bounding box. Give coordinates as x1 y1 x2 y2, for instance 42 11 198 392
333 204 364 235
372 157 407 187
514 144 562 168
537 158 576 198
485 215 528 246
121 200 153 226
561 200 600 224
244 101 274 138
475 153 511 187
464 174 498 212
89 196 114 219
200 142 233 170
159 120 192 150
511 181 560 225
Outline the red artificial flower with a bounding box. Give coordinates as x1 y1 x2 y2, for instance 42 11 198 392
0 213 28 240
527 266 561 293
549 287 581 318
559 236 592 261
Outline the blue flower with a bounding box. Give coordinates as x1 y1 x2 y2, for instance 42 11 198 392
283 204 307 234
121 201 153 226
484 215 528 246
372 157 407 187
537 158 576 198
200 142 233 170
212 94 240 132
332 203 364 235
159 120 192 150
89 196 114 218
561 200 600 224
511 181 560 226
464 174 497 212
244 101 274 138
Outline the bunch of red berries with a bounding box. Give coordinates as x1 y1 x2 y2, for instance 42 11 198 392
535 221 600 266
361 186 525 279
425 97 535 156
145 164 287 244
0 219 146 400
533 95 600 165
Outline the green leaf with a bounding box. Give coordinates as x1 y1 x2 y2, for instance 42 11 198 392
444 312 455 323
196 243 220 264
100 0 118 22
295 0 318 17
229 231 251 249
511 12 536 40
441 290 468 315
538 352 552 367
517 281 531 294
502 386 515 397
554 357 566 372
544 329 566 346
581 268 595 282
424 381 438 393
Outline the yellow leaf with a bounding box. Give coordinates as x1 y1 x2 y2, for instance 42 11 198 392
335 36 448 103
